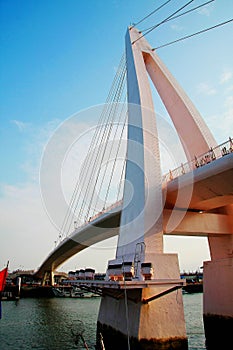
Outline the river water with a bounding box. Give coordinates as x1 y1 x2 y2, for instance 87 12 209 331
0 293 206 349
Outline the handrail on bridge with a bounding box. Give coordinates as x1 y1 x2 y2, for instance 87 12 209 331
57 137 232 247
73 200 123 230
162 136 233 183
74 138 233 230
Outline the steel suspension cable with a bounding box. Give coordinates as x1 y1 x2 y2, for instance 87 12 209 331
117 157 126 203
90 98 127 216
141 0 215 32
132 0 173 28
58 58 125 240
78 64 126 222
103 102 127 209
153 18 233 50
58 54 126 241
72 54 126 229
132 0 195 45
77 53 126 185
89 79 127 216
83 64 127 221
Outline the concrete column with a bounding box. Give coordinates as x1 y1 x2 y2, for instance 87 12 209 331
41 270 54 286
204 206 233 349
98 26 189 349
203 258 233 349
50 271 54 286
97 254 188 350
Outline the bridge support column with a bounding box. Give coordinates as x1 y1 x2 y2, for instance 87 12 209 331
97 254 188 350
41 270 54 286
204 221 233 349
203 257 233 349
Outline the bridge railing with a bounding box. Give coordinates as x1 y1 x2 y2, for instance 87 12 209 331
162 137 233 183
73 199 123 231
87 200 122 222
68 137 232 237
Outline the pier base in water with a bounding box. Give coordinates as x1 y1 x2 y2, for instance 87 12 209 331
204 314 233 350
203 258 233 349
97 254 188 350
97 320 188 350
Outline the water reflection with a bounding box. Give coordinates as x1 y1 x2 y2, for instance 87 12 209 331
0 294 205 349
0 298 100 350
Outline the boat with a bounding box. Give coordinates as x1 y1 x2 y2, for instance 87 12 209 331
183 282 203 293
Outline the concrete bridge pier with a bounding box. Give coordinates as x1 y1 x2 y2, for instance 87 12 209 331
97 253 188 350
204 257 233 349
204 205 233 349
204 208 233 350
41 270 54 286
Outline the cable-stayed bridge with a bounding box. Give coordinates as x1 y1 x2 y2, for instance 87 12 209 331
37 140 233 278
37 27 233 350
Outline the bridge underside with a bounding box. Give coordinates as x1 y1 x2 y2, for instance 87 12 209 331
36 153 233 278
36 210 121 278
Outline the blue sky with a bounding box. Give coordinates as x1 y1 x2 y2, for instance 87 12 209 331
0 0 233 272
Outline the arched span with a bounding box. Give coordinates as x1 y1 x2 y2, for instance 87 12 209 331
36 152 233 278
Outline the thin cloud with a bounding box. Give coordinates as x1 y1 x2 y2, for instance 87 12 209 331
197 5 212 17
11 119 30 132
224 95 233 110
220 70 233 84
197 82 217 96
207 95 233 141
220 96 233 137
0 182 57 271
170 24 183 32
224 84 233 94
20 119 61 181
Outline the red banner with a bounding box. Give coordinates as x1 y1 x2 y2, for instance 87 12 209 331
0 268 8 292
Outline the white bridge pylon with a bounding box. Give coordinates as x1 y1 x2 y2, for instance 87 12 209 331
97 27 232 349
97 26 221 350
112 26 217 269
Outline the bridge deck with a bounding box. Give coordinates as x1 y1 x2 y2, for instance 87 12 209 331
60 278 185 303
36 152 233 278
